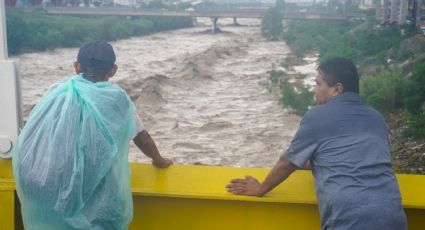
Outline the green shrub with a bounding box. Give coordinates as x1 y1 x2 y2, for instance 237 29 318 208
360 61 425 139
401 61 425 114
268 70 287 84
402 112 425 138
360 71 408 114
401 61 425 138
261 7 283 40
282 20 409 64
5 11 28 54
145 16 193 32
280 80 313 115
5 9 192 54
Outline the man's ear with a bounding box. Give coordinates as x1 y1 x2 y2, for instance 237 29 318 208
106 64 118 79
74 61 81 74
333 83 344 96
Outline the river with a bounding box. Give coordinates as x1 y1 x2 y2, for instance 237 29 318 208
14 18 317 168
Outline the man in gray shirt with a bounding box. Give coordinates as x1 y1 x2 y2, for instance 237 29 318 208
226 57 407 230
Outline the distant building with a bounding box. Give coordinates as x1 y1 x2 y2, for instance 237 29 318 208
359 0 376 9
413 0 424 27
5 0 18 7
377 0 390 23
377 0 411 25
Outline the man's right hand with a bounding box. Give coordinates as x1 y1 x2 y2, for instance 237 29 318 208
152 158 173 168
226 175 264 197
226 156 298 197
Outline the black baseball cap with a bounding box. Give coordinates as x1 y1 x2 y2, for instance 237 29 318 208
77 41 116 70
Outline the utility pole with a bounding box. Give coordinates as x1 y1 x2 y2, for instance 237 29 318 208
412 0 418 27
415 0 423 27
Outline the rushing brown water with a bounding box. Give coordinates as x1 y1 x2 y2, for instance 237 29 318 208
15 18 317 168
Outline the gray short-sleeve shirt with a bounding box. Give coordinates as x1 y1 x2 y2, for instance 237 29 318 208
284 92 406 230
130 113 145 139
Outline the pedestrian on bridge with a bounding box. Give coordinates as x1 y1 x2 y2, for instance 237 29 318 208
13 41 172 230
227 57 407 230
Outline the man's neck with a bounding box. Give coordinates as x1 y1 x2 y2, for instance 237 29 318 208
82 74 107 83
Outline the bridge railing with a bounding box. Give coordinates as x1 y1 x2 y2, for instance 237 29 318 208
44 7 365 20
1 160 425 229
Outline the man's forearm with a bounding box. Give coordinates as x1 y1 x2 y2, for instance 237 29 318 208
133 130 163 162
258 156 298 196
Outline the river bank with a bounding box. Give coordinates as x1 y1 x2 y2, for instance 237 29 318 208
6 9 193 54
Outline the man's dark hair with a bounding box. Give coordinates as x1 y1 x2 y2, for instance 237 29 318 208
317 57 359 93
77 41 116 81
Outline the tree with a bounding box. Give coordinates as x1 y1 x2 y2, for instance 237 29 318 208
261 7 283 40
275 0 285 12
6 11 29 54
147 0 165 9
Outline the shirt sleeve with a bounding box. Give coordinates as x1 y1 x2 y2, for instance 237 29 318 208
284 112 318 168
130 113 145 139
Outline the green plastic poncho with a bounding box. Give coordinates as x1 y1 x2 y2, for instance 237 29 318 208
13 75 136 230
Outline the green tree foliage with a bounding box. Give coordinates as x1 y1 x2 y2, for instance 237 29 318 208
146 0 166 9
268 70 313 115
5 11 28 54
146 16 192 31
282 20 410 63
261 7 283 40
350 27 402 59
360 71 408 114
403 112 425 138
268 69 286 84
5 9 192 54
402 61 425 138
275 0 285 11
283 20 358 59
360 61 425 138
280 80 313 115
406 61 425 113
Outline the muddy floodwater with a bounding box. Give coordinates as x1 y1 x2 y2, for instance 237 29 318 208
15 18 317 168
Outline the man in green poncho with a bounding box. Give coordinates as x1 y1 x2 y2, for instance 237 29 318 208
13 41 172 230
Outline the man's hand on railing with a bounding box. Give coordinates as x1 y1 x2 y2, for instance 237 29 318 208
134 130 173 168
226 175 263 197
152 158 173 168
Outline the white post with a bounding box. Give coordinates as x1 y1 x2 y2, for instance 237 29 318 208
211 17 218 33
0 1 22 158
390 0 398 23
0 0 8 59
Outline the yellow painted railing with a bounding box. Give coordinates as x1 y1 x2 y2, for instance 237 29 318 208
1 159 424 230
0 159 16 230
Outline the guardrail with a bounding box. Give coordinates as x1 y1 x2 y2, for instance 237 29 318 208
45 7 365 20
1 159 424 229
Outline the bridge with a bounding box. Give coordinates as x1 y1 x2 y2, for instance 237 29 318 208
45 7 365 32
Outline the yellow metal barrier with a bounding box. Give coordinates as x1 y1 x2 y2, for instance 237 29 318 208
0 159 15 230
1 159 424 229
